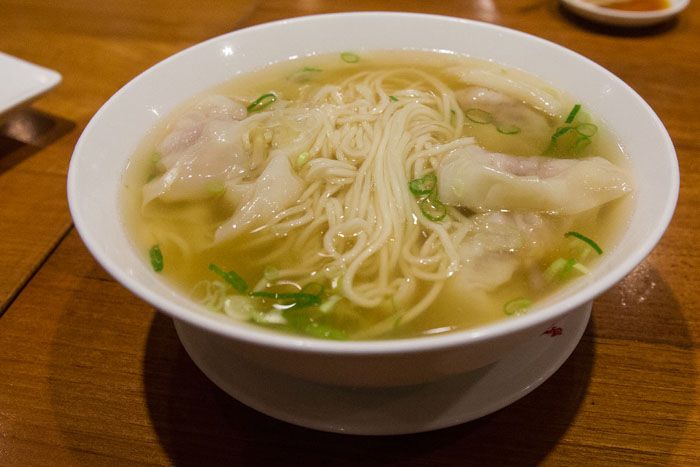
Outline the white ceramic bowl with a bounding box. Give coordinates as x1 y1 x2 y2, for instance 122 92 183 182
561 0 690 27
68 13 678 388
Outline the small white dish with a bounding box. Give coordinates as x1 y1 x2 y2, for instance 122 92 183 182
561 0 690 27
174 304 590 435
0 52 61 120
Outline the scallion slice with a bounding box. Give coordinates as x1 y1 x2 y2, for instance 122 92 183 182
301 282 325 297
465 108 493 124
389 95 398 102
565 103 582 124
206 180 225 194
251 290 322 307
287 67 322 83
319 295 342 313
300 322 347 340
550 125 574 144
504 298 532 315
575 123 598 137
296 151 310 168
246 93 277 113
565 231 603 255
497 124 521 135
408 173 446 222
340 52 360 63
263 266 279 282
562 258 577 276
574 135 592 151
409 173 437 196
149 245 163 272
419 195 447 222
208 264 248 293
544 257 568 281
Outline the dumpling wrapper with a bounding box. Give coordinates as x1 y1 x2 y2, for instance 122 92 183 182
214 153 304 243
448 212 570 291
143 96 249 204
438 145 633 215
447 67 562 117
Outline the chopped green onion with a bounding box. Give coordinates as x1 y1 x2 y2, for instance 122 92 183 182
565 231 603 255
550 125 574 144
319 295 342 313
246 93 277 113
223 295 257 318
573 262 590 275
575 123 598 137
409 173 437 196
577 246 593 262
497 124 521 135
251 283 324 308
465 108 494 124
263 266 279 282
419 194 447 222
545 257 585 281
546 105 597 157
206 180 226 194
287 67 322 83
562 258 577 276
296 151 310 168
504 298 532 315
565 104 582 124
301 282 325 297
545 125 583 156
408 173 446 222
544 257 568 281
389 95 399 102
208 264 248 293
251 290 321 302
149 245 163 272
574 135 592 151
251 310 287 325
340 52 360 63
299 321 347 340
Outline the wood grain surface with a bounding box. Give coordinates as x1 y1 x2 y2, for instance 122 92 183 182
0 1 698 465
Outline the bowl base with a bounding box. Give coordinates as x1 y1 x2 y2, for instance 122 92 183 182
173 303 591 435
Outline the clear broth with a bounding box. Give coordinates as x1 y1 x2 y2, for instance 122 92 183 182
122 51 633 339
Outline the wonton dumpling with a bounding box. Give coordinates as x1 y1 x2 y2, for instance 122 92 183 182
438 145 633 215
447 67 562 117
143 96 249 204
455 86 555 155
214 153 304 242
448 212 570 293
455 87 551 131
157 95 247 157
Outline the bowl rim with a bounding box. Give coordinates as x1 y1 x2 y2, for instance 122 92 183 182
68 11 679 355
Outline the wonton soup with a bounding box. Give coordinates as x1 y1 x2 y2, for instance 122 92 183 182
122 51 633 340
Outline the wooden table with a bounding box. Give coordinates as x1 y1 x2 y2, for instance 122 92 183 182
1 1 698 464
